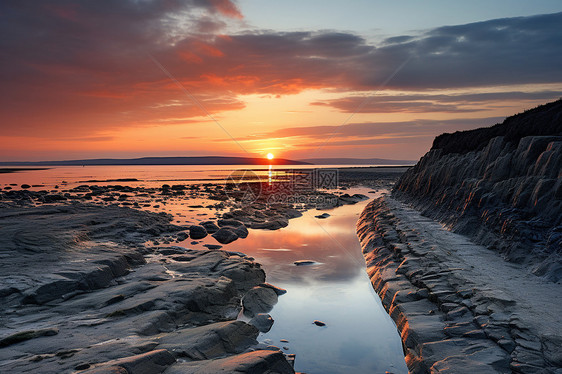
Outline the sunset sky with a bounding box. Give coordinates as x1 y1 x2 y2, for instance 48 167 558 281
1 1 561 162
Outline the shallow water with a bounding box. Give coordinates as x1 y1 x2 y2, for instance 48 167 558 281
220 187 408 373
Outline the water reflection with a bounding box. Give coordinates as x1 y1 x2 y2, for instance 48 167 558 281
222 187 408 374
224 193 372 284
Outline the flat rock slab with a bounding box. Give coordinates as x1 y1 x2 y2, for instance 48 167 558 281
158 321 259 360
82 349 176 374
165 350 294 374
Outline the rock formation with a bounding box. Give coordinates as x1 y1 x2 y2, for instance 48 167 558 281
358 99 562 373
394 99 562 282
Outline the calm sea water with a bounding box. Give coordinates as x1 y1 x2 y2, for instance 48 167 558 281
0 164 369 189
1 165 408 373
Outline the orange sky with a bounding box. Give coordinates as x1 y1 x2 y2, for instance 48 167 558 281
1 1 561 162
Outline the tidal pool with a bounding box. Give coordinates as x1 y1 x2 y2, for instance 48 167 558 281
223 187 408 374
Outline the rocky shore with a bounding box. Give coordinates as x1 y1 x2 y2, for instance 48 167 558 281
357 100 562 373
0 203 295 373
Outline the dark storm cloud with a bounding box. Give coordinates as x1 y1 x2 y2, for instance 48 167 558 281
382 12 562 88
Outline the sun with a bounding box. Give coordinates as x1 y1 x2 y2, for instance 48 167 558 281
266 153 274 160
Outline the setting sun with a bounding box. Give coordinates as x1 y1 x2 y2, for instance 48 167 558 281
267 153 274 160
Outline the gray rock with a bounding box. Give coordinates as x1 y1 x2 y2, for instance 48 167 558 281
203 244 222 250
164 350 295 374
294 260 318 266
249 219 288 230
176 232 188 241
200 221 219 234
249 313 274 333
541 335 562 366
83 349 175 374
158 321 258 360
189 225 207 239
242 286 278 317
315 213 330 219
259 282 287 295
0 327 59 347
212 227 239 244
217 219 245 228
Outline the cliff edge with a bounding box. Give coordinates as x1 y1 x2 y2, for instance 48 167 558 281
393 99 562 282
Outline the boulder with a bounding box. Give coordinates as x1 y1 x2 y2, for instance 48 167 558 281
249 313 274 333
200 221 219 234
212 228 239 244
158 321 258 360
82 349 175 374
242 286 278 317
188 225 207 240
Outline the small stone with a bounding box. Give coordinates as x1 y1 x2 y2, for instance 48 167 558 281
313 320 326 326
203 244 223 250
294 260 318 266
75 363 91 370
315 213 330 219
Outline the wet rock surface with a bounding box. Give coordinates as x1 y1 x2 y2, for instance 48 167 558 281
357 197 562 373
0 204 293 373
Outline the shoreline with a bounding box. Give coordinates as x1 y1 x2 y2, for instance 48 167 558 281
357 196 562 373
0 167 51 173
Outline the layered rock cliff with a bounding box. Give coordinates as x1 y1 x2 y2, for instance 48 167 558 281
393 99 562 282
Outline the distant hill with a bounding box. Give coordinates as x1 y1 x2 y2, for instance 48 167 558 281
0 156 310 166
300 157 416 165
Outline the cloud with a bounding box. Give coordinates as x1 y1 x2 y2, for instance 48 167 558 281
0 0 246 136
217 117 504 143
0 1 561 140
311 91 562 113
228 117 504 159
380 13 562 89
205 0 243 19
